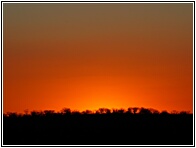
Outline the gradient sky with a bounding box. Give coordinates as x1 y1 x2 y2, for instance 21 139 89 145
3 3 193 113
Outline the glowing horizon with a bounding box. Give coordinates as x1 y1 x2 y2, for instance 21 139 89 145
3 3 193 114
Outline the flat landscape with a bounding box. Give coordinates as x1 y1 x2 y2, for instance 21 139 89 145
3 108 193 145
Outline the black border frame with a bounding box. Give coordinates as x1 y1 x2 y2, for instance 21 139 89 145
1 1 195 147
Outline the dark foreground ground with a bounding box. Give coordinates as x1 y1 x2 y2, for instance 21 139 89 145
3 113 193 145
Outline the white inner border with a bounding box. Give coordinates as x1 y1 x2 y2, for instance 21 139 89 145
1 1 195 147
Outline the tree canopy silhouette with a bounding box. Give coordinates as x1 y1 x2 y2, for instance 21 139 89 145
3 107 193 145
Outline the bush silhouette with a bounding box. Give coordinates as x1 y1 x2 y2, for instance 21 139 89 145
139 107 152 114
3 107 193 145
132 107 139 114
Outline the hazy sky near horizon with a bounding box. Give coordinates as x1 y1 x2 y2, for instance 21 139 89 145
3 3 193 113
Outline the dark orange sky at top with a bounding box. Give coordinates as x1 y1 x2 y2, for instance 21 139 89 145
3 3 193 113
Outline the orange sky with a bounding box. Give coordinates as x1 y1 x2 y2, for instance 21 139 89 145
3 3 193 113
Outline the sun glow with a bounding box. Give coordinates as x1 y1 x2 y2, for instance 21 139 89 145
3 3 193 114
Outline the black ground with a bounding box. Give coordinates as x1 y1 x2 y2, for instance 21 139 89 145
3 110 193 145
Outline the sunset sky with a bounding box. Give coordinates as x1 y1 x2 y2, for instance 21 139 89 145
3 3 193 113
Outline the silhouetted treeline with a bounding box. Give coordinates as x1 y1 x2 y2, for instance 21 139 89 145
3 107 193 145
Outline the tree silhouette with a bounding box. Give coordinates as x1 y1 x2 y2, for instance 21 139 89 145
127 107 133 114
95 110 100 114
98 108 108 114
24 109 29 115
105 108 111 114
44 110 55 116
31 111 40 117
82 110 92 114
139 107 152 114
6 112 18 118
117 108 125 114
72 110 81 115
132 107 139 114
112 109 118 114
171 110 179 114
179 111 190 115
3 107 193 145
149 108 160 114
61 108 71 115
160 110 169 115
